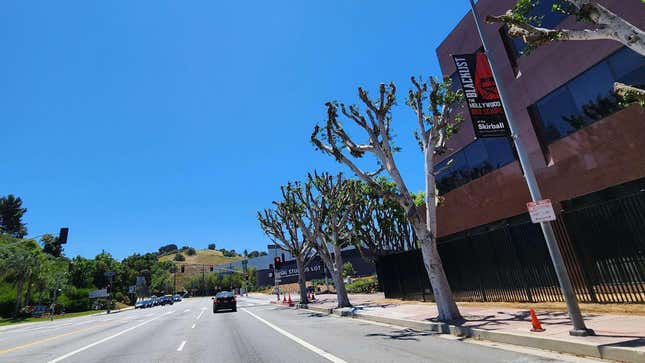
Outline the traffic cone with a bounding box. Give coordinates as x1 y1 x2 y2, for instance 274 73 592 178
529 308 545 332
288 293 293 306
282 295 287 304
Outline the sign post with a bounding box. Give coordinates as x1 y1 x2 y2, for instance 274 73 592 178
466 0 593 336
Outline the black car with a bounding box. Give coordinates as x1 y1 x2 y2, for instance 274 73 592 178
213 291 236 313
159 295 174 305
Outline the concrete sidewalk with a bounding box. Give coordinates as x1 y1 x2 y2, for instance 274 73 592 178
294 293 645 362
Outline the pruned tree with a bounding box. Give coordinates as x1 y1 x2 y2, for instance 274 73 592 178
311 78 464 321
350 178 417 262
487 0 645 103
285 172 356 308
258 190 315 304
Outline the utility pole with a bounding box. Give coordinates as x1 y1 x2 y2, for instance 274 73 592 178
202 264 205 297
467 0 593 336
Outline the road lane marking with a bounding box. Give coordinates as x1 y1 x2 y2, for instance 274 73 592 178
0 322 114 356
191 323 196 329
184 309 190 313
176 340 186 351
241 308 347 363
47 311 173 363
196 310 204 320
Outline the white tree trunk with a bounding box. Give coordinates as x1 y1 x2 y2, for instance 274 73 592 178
317 244 352 308
332 244 351 308
417 144 462 321
295 255 309 304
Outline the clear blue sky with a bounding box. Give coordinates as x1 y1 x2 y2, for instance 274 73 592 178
1 1 472 260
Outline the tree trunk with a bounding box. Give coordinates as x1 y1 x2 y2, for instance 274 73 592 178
25 274 33 307
416 228 462 321
295 255 309 304
332 244 351 308
14 279 25 317
418 143 462 322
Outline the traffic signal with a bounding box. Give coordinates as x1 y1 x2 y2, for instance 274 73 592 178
58 228 69 244
181 265 185 273
274 256 281 269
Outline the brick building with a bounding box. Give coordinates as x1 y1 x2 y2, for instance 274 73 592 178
377 0 645 303
434 0 645 236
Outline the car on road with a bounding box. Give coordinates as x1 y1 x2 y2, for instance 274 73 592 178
135 300 146 309
159 295 174 305
173 294 182 302
212 291 236 313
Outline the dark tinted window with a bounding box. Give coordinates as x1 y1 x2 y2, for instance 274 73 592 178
533 47 645 144
435 138 516 195
449 71 462 93
216 292 234 298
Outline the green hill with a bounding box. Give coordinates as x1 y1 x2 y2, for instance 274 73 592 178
159 249 243 291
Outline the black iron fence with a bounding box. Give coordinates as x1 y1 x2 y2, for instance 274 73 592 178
376 186 645 304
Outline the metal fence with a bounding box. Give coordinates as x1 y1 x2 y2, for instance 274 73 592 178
376 188 645 304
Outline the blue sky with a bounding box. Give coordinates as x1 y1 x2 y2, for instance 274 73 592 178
1 1 472 260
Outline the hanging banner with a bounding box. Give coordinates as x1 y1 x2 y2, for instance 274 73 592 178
452 52 511 138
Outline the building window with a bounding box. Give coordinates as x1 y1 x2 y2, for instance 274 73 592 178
435 138 516 195
507 0 568 56
532 47 645 145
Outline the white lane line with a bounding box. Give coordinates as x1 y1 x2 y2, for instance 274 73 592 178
191 323 196 329
241 308 347 363
176 340 186 352
47 311 173 363
196 310 204 320
184 309 190 313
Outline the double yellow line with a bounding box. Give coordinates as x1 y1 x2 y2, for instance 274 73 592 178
0 319 126 356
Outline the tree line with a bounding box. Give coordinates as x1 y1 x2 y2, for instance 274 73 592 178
0 195 256 318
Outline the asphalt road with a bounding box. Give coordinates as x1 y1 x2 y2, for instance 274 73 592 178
0 296 603 363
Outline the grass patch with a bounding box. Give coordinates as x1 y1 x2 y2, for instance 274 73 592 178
0 309 100 326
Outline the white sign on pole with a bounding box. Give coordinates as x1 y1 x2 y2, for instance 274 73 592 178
527 199 556 223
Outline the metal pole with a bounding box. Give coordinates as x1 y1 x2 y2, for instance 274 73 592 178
467 0 593 336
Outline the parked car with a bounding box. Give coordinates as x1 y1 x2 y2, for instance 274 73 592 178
212 291 236 313
173 294 182 302
135 300 146 309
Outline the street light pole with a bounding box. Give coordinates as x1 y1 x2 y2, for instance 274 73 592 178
467 0 593 336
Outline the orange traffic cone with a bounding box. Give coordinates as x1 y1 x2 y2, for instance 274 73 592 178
529 308 545 332
288 293 293 306
282 295 287 304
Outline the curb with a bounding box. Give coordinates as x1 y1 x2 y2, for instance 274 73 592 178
304 306 642 363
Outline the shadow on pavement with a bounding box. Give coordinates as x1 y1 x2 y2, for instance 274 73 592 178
365 328 438 341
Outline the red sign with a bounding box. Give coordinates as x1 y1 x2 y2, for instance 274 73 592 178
527 199 556 223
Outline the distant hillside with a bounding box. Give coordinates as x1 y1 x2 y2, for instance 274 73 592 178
159 249 243 291
159 249 242 265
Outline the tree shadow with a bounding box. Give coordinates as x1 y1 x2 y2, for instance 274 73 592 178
599 338 645 348
365 328 438 341
426 310 590 330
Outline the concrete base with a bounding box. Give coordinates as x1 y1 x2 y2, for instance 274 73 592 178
569 328 595 337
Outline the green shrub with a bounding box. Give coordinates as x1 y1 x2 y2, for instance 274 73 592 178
345 276 379 294
174 253 185 261
186 248 197 256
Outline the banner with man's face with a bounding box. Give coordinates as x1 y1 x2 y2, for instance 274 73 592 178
452 52 511 138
